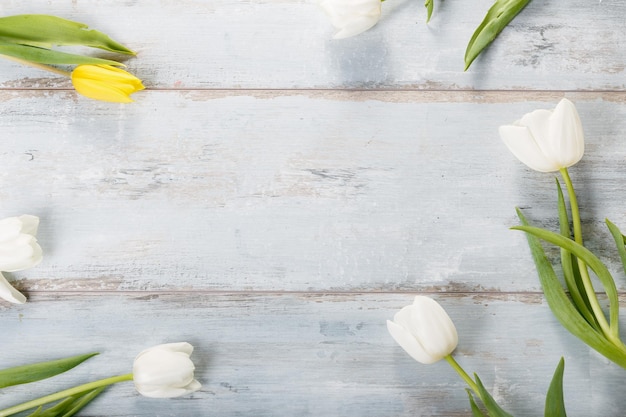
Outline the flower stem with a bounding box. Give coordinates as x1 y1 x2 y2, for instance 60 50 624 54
559 167 612 338
0 54 71 77
0 373 133 417
444 355 482 401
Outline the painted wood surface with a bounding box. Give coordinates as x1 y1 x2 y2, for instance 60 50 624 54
1 1 626 416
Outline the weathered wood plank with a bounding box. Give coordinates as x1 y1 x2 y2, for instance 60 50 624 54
0 292 622 416
1 91 625 293
0 1 624 90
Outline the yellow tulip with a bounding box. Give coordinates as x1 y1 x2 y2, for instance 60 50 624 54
71 64 144 103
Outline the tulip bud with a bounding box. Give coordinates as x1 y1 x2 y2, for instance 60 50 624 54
0 215 43 304
499 98 585 173
71 64 144 103
387 296 458 364
319 0 382 39
133 342 201 398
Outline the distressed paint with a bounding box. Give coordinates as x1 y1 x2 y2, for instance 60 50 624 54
0 1 625 416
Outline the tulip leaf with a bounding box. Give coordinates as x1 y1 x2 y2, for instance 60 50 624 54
514 209 626 369
425 0 434 23
606 219 626 276
0 42 124 66
467 390 488 417
556 179 598 329
24 387 105 417
544 357 566 417
0 15 134 54
0 353 98 389
464 0 532 70
473 374 514 417
511 224 620 334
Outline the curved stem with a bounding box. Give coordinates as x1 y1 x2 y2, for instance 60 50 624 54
0 373 133 417
0 54 71 77
444 355 481 400
559 167 612 337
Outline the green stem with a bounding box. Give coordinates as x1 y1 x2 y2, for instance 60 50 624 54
0 373 133 417
444 355 482 401
0 54 70 77
559 167 612 338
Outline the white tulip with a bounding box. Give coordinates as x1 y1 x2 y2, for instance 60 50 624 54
0 215 43 304
387 296 458 364
499 98 585 173
319 0 381 39
133 342 201 398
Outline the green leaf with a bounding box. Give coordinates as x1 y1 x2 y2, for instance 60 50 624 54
23 387 105 417
606 219 626 277
544 357 567 417
473 374 514 417
511 224 620 334
0 353 97 389
514 209 626 369
464 0 532 70
0 15 134 54
556 179 598 329
425 0 434 23
0 42 124 66
467 390 488 417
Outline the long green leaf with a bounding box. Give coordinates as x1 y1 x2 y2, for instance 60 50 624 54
515 209 626 368
544 358 566 417
464 0 532 70
24 387 106 417
0 353 97 389
467 390 488 417
556 179 598 329
511 224 620 334
425 0 434 23
473 374 514 417
606 219 626 277
0 42 124 66
59 387 105 417
0 15 134 54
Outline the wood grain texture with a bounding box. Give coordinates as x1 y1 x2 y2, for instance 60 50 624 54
1 1 626 416
2 91 626 293
1 293 624 417
0 1 625 90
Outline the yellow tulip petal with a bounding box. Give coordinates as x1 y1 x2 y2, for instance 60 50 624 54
70 64 143 103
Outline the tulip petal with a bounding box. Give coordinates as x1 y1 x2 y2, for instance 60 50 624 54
18 215 39 236
0 217 22 244
333 18 379 39
386 320 437 364
71 65 144 103
0 272 26 304
320 0 381 39
549 98 584 168
0 235 43 272
499 125 560 172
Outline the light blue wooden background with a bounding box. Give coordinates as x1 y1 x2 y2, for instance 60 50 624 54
1 1 626 416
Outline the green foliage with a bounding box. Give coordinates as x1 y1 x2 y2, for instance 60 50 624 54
464 0 532 70
0 15 133 54
544 358 566 417
24 387 105 417
0 353 97 389
473 374 514 417
514 210 626 369
425 0 434 23
467 390 488 417
0 42 125 66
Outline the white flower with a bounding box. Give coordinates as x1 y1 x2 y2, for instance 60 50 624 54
387 296 458 364
133 342 201 398
499 98 585 173
320 0 381 39
0 215 43 304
